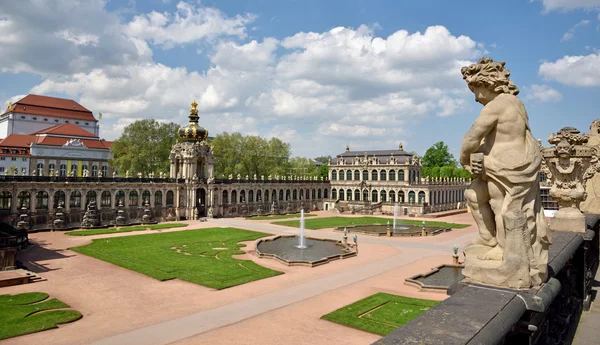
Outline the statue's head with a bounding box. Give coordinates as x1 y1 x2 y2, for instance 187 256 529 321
461 57 519 97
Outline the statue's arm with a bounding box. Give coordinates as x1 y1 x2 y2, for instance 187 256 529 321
460 105 499 166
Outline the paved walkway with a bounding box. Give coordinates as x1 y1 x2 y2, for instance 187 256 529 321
572 268 600 345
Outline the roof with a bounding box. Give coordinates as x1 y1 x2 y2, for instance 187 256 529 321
0 134 35 148
2 94 97 122
331 149 413 165
32 123 97 138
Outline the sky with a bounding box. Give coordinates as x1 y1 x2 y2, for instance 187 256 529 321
0 0 599 159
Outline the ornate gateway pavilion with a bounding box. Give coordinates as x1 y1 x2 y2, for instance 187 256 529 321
0 100 329 231
325 144 469 215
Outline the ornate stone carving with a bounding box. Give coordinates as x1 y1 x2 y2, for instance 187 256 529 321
459 57 550 289
580 119 600 213
63 138 87 148
542 127 597 232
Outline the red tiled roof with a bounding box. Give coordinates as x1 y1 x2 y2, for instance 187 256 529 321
2 94 97 122
32 123 98 138
0 134 35 148
33 136 112 149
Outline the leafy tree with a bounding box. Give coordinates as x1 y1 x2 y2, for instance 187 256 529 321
422 141 456 168
440 166 455 178
110 119 179 175
314 155 332 165
318 164 329 179
288 157 319 176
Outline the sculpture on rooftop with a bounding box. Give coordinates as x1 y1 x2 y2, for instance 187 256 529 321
459 57 550 289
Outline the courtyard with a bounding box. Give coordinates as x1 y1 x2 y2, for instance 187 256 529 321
0 211 477 345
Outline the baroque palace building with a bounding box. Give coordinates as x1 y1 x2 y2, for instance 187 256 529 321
0 99 330 231
325 144 469 215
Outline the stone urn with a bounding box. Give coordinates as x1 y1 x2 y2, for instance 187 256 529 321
542 127 598 232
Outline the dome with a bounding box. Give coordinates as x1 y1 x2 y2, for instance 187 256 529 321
178 100 209 142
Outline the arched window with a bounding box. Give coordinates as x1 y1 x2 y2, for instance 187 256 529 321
92 165 98 177
36 191 49 209
166 191 174 206
0 191 11 210
264 189 269 202
354 189 360 201
86 191 97 206
299 189 304 200
371 190 378 202
346 170 352 180
399 170 405 181
371 170 378 181
115 190 125 206
231 190 237 204
222 190 228 204
293 189 297 200
286 189 290 200
48 163 55 175
346 189 352 201
540 172 547 183
389 170 396 181
142 190 150 205
363 190 368 201
37 163 44 176
279 190 283 200
154 191 162 206
18 191 30 209
318 189 322 199
272 190 277 201
323 189 328 199
332 170 337 180
71 164 78 176
389 190 396 203
82 164 88 175
101 191 111 207
399 191 405 203
339 170 344 181
312 189 316 199
331 189 337 200
70 191 81 208
54 191 65 208
129 190 138 206
59 164 66 176
354 170 360 180
339 189 345 201
363 170 368 180
306 189 310 200
381 190 387 202
256 190 262 202
408 191 416 204
102 166 108 177
249 190 254 202
380 170 387 181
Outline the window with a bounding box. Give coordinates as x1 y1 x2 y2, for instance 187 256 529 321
408 191 416 204
256 190 261 201
231 190 237 204
20 150 26 154
312 189 316 199
381 190 387 202
0 167 4 173
339 170 344 181
20 116 25 119
346 189 352 201
389 170 396 181
82 164 88 173
101 165 107 176
142 190 150 205
380 170 387 181
418 191 425 204
76 121 80 124
332 189 337 200
22 158 27 161
249 190 254 202
92 165 98 177
36 191 49 209
354 189 360 201
65 120 69 123
264 189 269 202
363 190 368 201
0 191 11 210
44 118 48 121
154 191 162 206
70 191 81 208
318 189 322 199
11 149 16 154
279 190 283 201
59 164 66 176
292 190 297 200
240 190 246 202
101 191 111 207
354 170 360 180
166 191 174 206
54 191 66 208
0 157 4 161
116 190 125 206
32 117 37 120
389 191 396 203
323 189 328 199
86 191 97 206
71 164 77 176
399 170 405 181
372 190 378 202
37 163 44 175
85 122 89 125
346 170 352 180
222 190 228 204
11 157 16 161
331 171 337 180
129 190 138 206
371 170 378 181
18 191 30 208
55 119 59 122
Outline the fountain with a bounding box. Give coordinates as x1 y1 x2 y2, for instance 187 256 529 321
141 201 156 224
393 203 409 231
115 200 127 226
16 203 29 230
296 209 307 249
53 201 66 229
81 200 101 228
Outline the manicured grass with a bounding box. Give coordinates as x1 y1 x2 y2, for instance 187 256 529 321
70 227 282 289
0 292 82 340
272 216 470 230
65 223 188 236
245 213 317 221
321 292 438 336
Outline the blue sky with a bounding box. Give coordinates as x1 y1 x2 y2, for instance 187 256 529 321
1 0 599 159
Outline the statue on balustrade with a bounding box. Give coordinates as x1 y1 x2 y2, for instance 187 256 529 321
459 57 550 289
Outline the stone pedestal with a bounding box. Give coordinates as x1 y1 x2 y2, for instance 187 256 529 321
550 207 587 233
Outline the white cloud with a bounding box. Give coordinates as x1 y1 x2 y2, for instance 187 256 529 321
524 84 564 102
539 53 600 86
561 20 591 41
125 1 256 48
535 0 600 12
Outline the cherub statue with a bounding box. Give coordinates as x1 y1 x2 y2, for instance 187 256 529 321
460 57 549 287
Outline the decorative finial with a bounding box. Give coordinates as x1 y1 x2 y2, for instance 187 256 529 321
399 143 404 151
346 144 350 152
190 99 199 116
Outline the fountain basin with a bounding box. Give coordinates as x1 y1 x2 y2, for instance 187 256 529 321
255 235 356 267
404 264 464 293
333 224 450 237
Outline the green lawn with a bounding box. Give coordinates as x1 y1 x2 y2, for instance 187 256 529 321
321 292 438 336
245 213 317 221
272 216 469 230
70 227 282 289
65 223 189 236
0 292 82 340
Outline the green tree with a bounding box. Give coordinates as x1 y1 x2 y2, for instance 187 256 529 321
288 157 319 176
422 141 456 168
110 120 180 175
314 155 332 165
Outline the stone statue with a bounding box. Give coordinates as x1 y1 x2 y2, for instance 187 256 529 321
253 174 257 180
137 172 142 178
192 174 198 181
113 170 117 177
98 170 103 178
459 57 550 289
228 174 233 179
580 119 600 213
125 170 130 178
